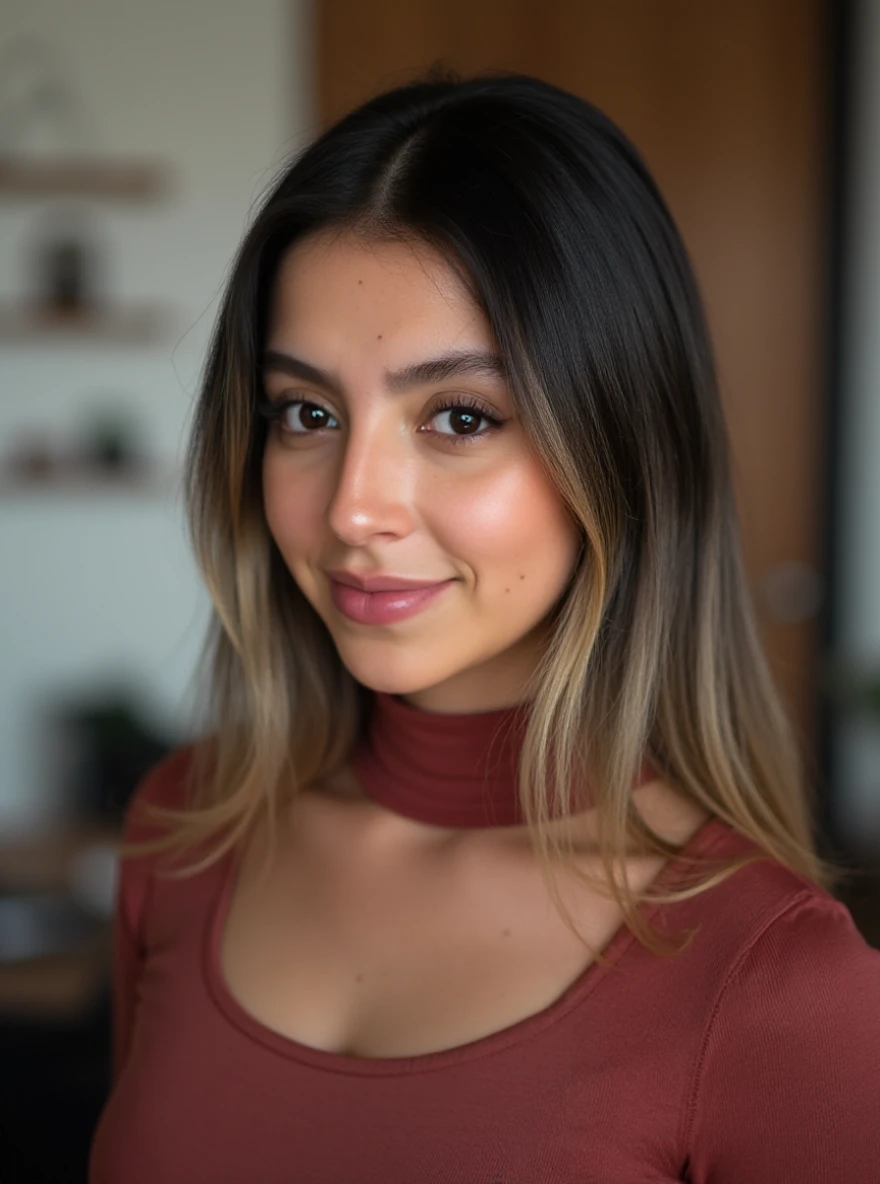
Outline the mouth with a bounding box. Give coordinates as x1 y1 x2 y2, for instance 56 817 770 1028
324 569 452 593
328 577 454 625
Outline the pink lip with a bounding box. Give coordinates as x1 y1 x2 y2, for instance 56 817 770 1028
329 578 453 625
325 569 450 593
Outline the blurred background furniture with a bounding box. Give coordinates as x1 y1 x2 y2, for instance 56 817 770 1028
0 826 116 1184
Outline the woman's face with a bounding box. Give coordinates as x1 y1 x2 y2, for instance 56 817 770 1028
261 231 582 713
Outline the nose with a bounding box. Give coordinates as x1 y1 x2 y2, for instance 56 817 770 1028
326 418 416 546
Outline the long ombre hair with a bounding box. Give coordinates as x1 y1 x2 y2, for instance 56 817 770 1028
116 70 845 963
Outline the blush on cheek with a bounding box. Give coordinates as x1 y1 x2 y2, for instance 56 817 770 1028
262 459 323 554
443 469 574 564
428 483 578 633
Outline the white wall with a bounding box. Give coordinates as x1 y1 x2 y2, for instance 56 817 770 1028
0 0 314 832
835 0 880 850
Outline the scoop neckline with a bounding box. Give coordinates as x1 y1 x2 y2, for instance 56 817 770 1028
203 813 731 1078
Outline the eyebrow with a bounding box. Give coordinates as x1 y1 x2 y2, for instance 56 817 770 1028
261 348 507 396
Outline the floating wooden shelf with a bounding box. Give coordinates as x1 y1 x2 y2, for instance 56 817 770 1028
0 463 179 497
0 826 116 1018
0 157 170 200
0 301 170 344
0 927 111 1018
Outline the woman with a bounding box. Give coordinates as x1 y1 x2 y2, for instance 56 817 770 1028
89 72 880 1182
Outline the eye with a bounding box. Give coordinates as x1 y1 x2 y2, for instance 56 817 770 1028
256 392 505 446
256 397 339 435
423 396 504 446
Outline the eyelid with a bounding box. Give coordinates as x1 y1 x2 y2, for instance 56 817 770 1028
423 393 504 430
256 389 506 441
256 390 339 426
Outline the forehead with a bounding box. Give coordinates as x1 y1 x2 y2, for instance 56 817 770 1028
267 231 491 348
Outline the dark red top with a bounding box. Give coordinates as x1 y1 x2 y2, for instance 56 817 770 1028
90 693 880 1182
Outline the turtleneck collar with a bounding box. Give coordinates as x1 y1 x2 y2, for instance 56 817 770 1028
349 690 654 829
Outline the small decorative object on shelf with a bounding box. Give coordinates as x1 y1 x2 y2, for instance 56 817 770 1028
78 402 146 474
0 198 171 344
0 33 173 341
0 404 176 495
3 436 56 482
23 200 105 321
38 213 96 314
0 35 170 199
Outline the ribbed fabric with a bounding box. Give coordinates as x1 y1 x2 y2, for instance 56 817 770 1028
90 730 880 1183
349 690 656 827
351 690 532 826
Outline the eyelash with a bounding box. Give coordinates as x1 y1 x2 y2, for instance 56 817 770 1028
256 394 504 448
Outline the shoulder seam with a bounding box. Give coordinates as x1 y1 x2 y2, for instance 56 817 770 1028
123 744 197 836
119 745 197 948
676 885 833 1161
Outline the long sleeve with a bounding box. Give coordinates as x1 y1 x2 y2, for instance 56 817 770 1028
108 748 194 1084
682 887 880 1182
110 853 146 1084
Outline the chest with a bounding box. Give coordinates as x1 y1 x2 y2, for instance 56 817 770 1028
217 785 698 1060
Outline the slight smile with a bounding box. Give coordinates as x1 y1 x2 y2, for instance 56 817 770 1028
328 578 455 625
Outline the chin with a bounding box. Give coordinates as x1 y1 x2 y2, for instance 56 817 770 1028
329 641 459 700
340 659 445 699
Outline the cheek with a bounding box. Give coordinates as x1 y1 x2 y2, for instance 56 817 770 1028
432 462 579 583
262 453 323 558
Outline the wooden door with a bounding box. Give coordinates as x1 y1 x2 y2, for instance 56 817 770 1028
314 0 828 755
